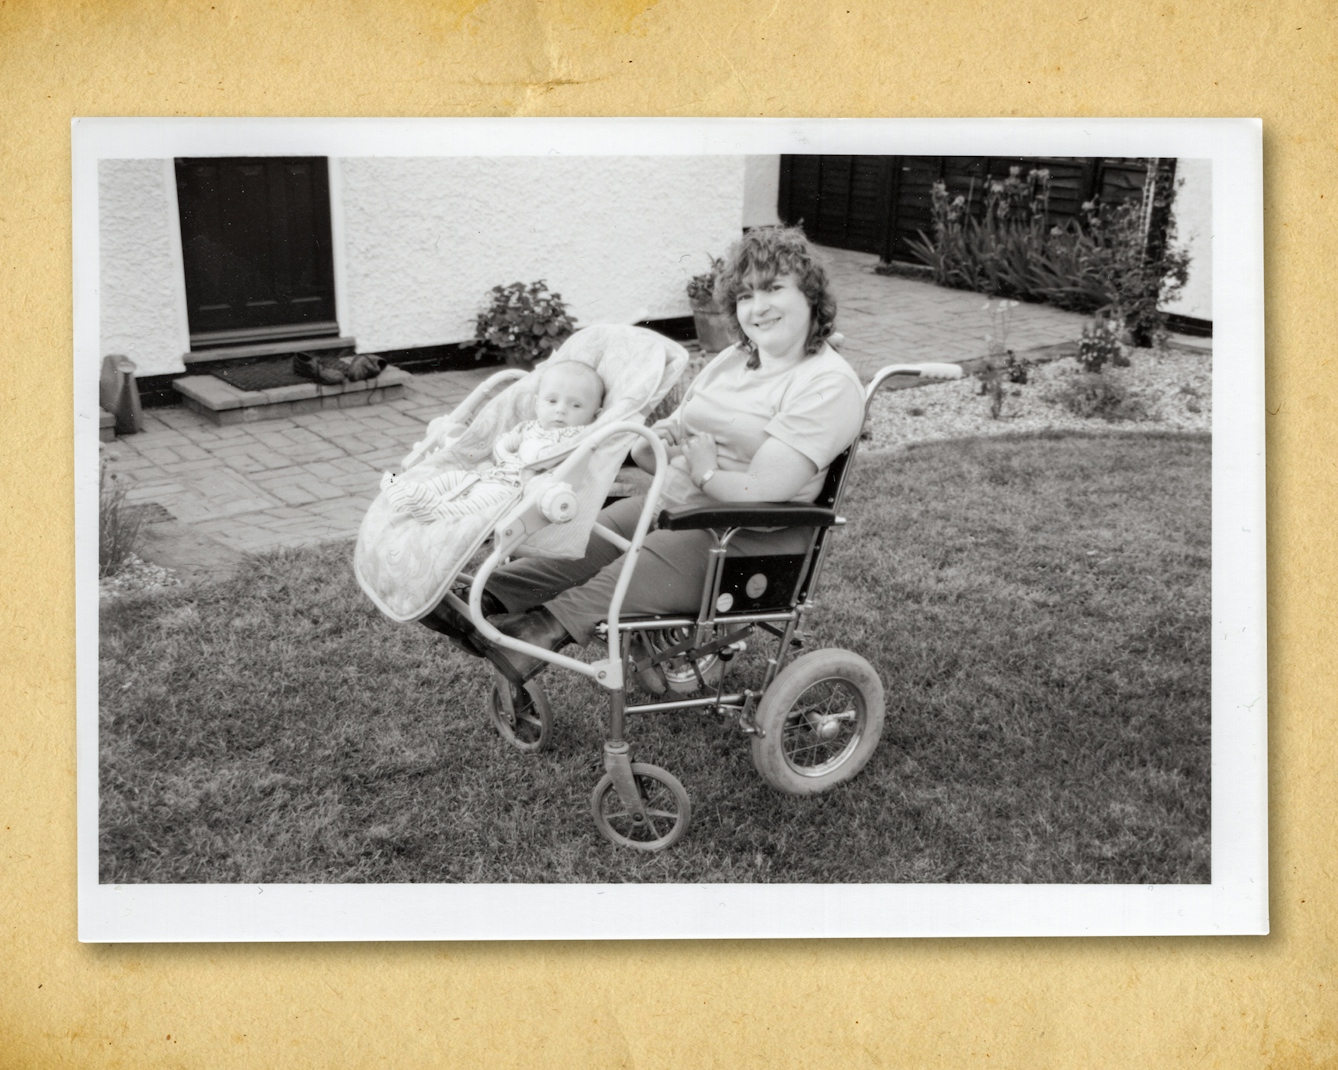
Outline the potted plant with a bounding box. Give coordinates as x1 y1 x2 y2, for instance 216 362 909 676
686 256 734 354
474 280 576 370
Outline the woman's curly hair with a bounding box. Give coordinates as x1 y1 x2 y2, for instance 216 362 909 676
714 225 838 368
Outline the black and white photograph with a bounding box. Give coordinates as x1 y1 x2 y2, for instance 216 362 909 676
75 118 1265 940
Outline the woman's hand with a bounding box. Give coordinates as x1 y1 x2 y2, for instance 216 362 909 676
684 433 719 483
631 421 683 474
655 423 684 459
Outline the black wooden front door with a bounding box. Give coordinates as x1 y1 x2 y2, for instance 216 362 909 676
175 157 338 348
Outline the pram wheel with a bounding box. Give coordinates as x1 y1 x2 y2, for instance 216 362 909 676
488 675 553 752
590 763 691 851
750 649 885 795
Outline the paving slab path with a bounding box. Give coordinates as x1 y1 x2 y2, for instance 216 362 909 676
101 245 1094 575
102 368 497 572
821 245 1091 379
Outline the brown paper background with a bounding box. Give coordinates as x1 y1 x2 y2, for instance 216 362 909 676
1 0 1328 1065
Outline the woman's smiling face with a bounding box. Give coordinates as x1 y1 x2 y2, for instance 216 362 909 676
735 271 813 361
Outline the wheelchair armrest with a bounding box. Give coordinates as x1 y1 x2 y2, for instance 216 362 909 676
657 502 840 531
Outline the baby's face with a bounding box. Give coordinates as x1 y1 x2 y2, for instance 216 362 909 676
536 366 603 429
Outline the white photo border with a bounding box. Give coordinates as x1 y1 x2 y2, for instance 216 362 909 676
75 117 1265 941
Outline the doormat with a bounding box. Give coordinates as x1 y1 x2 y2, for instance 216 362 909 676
209 356 310 392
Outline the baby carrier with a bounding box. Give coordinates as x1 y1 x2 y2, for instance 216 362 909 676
354 324 690 623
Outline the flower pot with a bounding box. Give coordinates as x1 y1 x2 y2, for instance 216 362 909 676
691 304 735 355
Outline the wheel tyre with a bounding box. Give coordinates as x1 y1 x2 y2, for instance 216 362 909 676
488 677 553 753
750 648 885 795
590 762 691 851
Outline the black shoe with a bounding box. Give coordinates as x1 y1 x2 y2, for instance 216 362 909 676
292 352 348 385
420 588 505 654
488 607 573 678
345 353 387 382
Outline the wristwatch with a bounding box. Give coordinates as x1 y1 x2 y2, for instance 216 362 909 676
696 468 717 489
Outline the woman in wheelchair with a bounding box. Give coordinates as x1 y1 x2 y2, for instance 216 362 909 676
425 225 866 679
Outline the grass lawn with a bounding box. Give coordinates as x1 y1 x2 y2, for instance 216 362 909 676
100 430 1211 884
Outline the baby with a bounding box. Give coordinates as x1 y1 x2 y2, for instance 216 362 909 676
383 361 605 523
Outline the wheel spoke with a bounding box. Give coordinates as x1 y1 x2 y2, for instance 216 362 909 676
489 680 552 751
780 680 864 772
750 651 884 794
641 814 666 838
591 764 690 850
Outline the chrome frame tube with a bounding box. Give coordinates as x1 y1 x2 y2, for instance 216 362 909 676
400 368 528 471
610 609 802 633
760 614 803 691
695 527 744 643
454 368 529 423
467 421 670 688
591 522 632 552
457 362 960 723
625 693 749 715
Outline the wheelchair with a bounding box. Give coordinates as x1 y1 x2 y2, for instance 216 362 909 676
439 361 962 851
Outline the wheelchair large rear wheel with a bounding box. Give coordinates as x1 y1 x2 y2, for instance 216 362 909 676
590 763 691 851
488 674 553 753
750 649 885 795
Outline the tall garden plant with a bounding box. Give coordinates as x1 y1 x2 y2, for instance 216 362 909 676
908 164 1190 347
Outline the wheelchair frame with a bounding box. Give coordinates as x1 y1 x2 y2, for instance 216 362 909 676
442 360 963 850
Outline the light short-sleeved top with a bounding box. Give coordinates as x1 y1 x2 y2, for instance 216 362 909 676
661 343 866 511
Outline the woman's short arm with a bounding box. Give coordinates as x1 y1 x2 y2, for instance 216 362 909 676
697 436 818 503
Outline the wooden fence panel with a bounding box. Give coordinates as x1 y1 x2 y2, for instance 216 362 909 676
780 155 1155 264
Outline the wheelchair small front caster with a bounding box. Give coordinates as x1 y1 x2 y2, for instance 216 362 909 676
590 762 691 851
488 672 553 752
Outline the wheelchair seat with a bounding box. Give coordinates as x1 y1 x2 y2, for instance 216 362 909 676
647 442 855 616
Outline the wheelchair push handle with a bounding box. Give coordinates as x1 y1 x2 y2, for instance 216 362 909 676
866 361 964 400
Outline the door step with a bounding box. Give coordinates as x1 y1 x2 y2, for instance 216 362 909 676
183 335 357 365
173 365 413 426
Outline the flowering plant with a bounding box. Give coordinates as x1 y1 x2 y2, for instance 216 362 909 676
474 280 576 369
906 163 1190 349
686 255 726 308
976 298 1028 419
907 167 1055 299
1077 316 1130 374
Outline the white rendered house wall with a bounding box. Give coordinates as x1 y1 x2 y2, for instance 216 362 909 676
98 160 190 377
743 156 781 228
335 156 746 353
1164 159 1212 324
96 155 747 374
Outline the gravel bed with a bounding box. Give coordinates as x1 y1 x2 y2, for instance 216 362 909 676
99 554 181 600
862 346 1211 451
